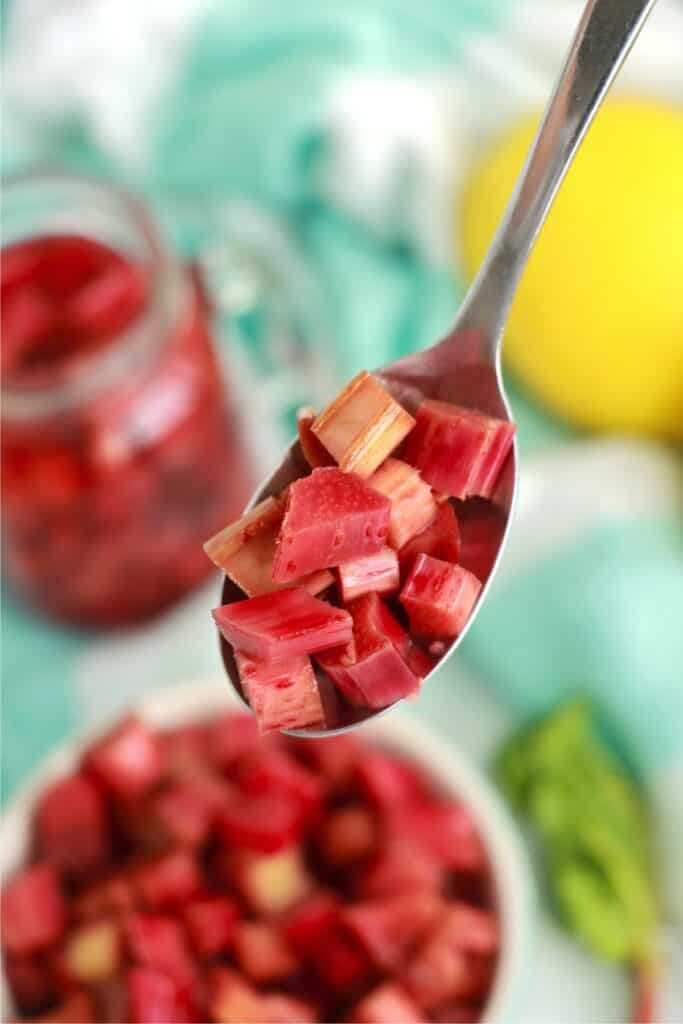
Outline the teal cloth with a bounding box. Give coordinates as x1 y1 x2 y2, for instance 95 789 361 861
1 0 681 802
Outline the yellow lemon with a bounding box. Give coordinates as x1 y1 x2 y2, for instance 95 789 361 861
460 99 683 441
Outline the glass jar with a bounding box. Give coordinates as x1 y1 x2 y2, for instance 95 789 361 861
1 172 253 627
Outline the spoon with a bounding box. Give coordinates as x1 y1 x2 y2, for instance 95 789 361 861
219 0 656 735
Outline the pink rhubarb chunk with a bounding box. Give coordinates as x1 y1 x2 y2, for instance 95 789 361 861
1 865 66 955
400 554 482 641
350 983 426 1023
272 468 391 583
316 593 419 709
398 501 461 574
337 546 399 604
204 497 333 597
403 400 515 499
235 650 325 734
213 587 352 660
368 458 437 549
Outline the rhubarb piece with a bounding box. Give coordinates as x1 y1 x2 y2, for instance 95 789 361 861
292 734 362 787
317 594 419 709
403 399 515 499
337 546 400 603
457 500 505 583
230 848 312 915
183 897 240 958
124 912 196 993
369 458 437 549
160 723 209 780
4 954 58 1015
207 967 262 1024
64 919 121 983
237 748 325 826
311 371 415 478
398 502 461 574
390 801 486 873
235 651 325 734
283 891 339 956
126 966 192 1024
218 794 304 854
343 892 443 970
35 772 111 878
318 805 377 867
66 261 147 339
400 555 482 640
74 872 135 922
85 715 163 799
135 849 202 910
284 893 369 992
272 467 391 582
234 921 297 983
214 587 352 660
349 982 426 1023
1 864 66 955
153 774 232 846
1 283 55 373
260 993 317 1023
204 498 333 598
355 842 443 899
205 712 262 771
297 407 335 468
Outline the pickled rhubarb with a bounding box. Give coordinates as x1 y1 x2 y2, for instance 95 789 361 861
369 458 437 549
235 651 325 733
398 502 461 573
297 407 335 469
213 588 352 660
337 546 400 604
403 400 515 499
272 468 391 583
311 371 415 478
400 554 482 640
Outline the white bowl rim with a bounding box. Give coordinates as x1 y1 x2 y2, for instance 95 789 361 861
1 676 534 1022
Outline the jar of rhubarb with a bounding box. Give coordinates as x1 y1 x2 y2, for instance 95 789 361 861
1 172 253 627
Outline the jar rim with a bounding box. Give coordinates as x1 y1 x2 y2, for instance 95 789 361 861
1 169 184 420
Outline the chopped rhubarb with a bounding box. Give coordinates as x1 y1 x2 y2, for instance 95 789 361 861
235 651 325 734
311 371 415 478
317 594 419 709
64 919 120 983
457 500 506 583
390 801 486 873
260 993 318 1023
135 849 202 911
1 864 66 955
403 399 515 499
124 912 196 994
297 407 335 468
234 921 297 983
355 842 443 899
369 458 437 549
204 497 333 598
400 555 482 640
292 734 362 787
343 892 443 970
272 468 391 582
318 805 377 867
66 261 147 340
183 897 240 958
230 848 312 915
35 772 111 878
404 905 496 1010
1 283 55 373
207 966 262 1024
337 546 400 603
398 501 461 574
85 715 163 799
236 747 325 826
126 966 193 1024
205 712 262 771
152 773 232 846
213 587 352 660
350 982 425 1023
218 792 304 854
355 751 429 811
4 954 58 1016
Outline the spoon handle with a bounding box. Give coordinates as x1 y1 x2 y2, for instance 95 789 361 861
455 0 656 359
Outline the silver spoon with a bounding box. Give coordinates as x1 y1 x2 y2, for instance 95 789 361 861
219 0 656 735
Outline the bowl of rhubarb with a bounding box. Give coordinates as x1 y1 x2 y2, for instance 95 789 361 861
0 678 532 1023
207 370 515 734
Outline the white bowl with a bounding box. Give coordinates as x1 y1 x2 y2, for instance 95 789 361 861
1 677 534 1022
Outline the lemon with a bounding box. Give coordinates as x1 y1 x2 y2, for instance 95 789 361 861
460 99 683 441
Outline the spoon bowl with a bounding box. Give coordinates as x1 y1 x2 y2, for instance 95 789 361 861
220 0 655 735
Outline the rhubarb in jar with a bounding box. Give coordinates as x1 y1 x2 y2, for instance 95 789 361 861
1 173 252 627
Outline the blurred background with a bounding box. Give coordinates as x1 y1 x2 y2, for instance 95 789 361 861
1 0 682 1020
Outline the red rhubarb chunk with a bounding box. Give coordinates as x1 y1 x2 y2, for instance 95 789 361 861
343 891 443 970
85 715 163 799
317 593 419 709
66 261 147 340
318 805 377 867
205 712 262 772
398 501 461 574
35 772 111 878
405 905 497 1010
272 468 391 583
355 750 429 810
369 458 437 549
1 284 55 373
126 966 194 1024
4 954 58 1015
234 921 297 983
213 587 352 660
235 651 325 734
400 554 482 640
390 801 486 873
218 794 304 854
261 993 318 1023
337 546 400 603
153 774 232 847
124 912 196 993
1 864 66 955
355 842 443 899
403 400 515 499
237 747 325 825
183 896 240 958
350 982 426 1023
135 849 202 911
